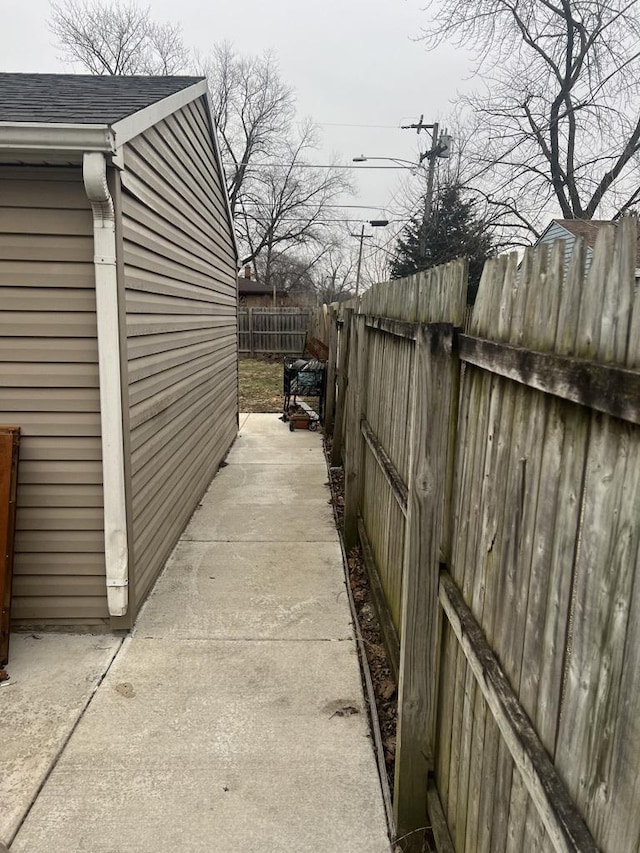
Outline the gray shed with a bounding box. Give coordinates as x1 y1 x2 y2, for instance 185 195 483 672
0 74 239 629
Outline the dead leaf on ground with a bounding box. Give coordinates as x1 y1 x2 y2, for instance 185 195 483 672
381 679 397 700
330 705 360 718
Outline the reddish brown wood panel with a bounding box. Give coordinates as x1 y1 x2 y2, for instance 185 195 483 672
0 426 20 667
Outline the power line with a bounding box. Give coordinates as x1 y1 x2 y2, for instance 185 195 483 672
234 162 410 170
313 122 402 129
245 217 411 224
241 201 404 212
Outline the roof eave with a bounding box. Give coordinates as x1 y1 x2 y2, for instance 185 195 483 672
0 122 115 162
110 79 208 147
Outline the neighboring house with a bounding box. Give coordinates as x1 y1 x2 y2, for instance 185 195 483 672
536 218 640 278
237 265 319 307
0 73 239 629
238 268 288 306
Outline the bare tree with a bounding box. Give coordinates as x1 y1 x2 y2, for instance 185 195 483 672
421 0 640 234
235 120 352 285
253 251 323 304
253 228 362 304
50 8 353 277
49 0 187 75
199 46 351 278
199 44 296 216
315 242 359 303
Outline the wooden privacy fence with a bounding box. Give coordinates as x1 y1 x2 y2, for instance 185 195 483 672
325 217 640 853
238 307 310 355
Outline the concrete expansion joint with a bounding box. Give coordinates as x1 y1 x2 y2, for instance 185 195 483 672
6 637 125 848
134 636 355 643
184 538 340 543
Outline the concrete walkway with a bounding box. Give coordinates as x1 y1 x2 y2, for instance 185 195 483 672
7 414 390 853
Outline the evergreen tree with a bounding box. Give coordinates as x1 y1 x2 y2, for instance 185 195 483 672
390 184 494 301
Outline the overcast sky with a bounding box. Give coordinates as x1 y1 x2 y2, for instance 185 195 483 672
2 0 472 256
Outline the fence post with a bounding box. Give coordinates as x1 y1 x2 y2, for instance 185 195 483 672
324 306 338 433
331 307 351 466
393 323 455 844
343 312 368 550
248 307 254 358
1 427 20 668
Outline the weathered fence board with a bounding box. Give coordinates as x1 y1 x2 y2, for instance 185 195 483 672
440 572 598 853
394 323 456 840
344 314 369 549
330 309 351 466
324 306 338 432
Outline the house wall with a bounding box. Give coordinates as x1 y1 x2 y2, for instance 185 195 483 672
538 221 594 275
120 96 238 612
0 166 108 626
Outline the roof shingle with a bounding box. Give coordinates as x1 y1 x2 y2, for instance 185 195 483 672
553 218 640 265
0 73 204 125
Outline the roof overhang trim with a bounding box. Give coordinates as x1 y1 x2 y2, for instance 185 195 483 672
0 122 115 161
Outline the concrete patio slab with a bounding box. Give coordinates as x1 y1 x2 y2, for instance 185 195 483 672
194 461 330 505
226 416 322 464
0 633 121 845
183 495 337 542
136 541 353 640
11 640 389 853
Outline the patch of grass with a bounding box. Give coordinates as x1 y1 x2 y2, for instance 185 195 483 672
239 357 283 412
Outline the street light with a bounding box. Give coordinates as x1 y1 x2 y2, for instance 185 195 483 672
357 125 453 257
352 155 420 172
353 219 389 297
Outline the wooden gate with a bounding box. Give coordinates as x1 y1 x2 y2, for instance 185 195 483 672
0 427 20 667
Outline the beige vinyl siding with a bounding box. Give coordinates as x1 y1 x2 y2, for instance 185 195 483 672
0 166 108 626
122 97 238 610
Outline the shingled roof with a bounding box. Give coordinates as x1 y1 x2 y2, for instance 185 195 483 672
552 219 612 250
548 218 640 266
0 73 204 124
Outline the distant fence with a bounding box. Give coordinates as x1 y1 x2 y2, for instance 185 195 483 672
238 307 310 356
325 217 640 853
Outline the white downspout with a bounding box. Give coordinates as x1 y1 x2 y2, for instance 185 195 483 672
83 151 129 617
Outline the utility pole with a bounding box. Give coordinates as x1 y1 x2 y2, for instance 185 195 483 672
352 220 388 298
355 223 365 298
401 117 451 258
421 121 439 247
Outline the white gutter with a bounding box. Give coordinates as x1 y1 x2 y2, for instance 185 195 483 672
0 123 114 161
83 152 129 617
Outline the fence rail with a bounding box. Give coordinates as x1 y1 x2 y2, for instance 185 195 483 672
325 217 640 853
239 307 310 355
